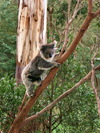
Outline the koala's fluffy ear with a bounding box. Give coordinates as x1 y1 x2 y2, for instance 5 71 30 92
49 43 55 48
53 40 57 45
37 41 58 51
37 45 43 51
48 41 57 48
37 44 46 51
53 41 58 51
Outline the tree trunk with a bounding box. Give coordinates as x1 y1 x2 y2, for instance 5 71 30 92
15 0 47 83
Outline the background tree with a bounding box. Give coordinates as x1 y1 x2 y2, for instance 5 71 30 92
0 0 18 77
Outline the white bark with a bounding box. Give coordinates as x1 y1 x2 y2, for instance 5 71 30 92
17 0 47 64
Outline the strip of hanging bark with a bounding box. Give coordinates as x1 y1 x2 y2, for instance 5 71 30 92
8 2 100 133
20 64 100 128
91 41 100 117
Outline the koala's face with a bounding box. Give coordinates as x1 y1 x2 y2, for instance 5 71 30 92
40 43 55 61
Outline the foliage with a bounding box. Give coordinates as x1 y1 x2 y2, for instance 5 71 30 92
0 0 18 77
0 74 25 132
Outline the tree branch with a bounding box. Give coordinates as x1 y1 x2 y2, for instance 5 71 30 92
59 0 81 57
18 92 27 114
91 40 100 117
52 120 62 131
94 8 100 17
88 0 93 13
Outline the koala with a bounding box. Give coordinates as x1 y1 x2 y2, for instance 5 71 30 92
21 42 60 97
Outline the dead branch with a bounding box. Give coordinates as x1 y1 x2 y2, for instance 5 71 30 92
69 0 81 24
68 0 71 21
52 115 62 126
52 120 62 131
59 0 82 57
91 39 100 117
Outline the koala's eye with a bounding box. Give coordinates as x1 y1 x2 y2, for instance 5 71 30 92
49 53 52 57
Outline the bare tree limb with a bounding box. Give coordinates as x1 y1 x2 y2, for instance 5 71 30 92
59 21 69 57
69 0 81 24
59 0 82 57
88 0 93 13
52 120 62 131
94 8 100 17
91 38 100 117
68 0 71 21
18 92 27 114
52 115 62 126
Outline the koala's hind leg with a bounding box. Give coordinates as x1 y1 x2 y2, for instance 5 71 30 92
33 77 42 86
23 78 35 97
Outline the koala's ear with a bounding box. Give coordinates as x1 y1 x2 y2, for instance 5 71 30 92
49 40 57 48
37 44 45 51
53 40 57 45
37 45 40 51
50 43 55 48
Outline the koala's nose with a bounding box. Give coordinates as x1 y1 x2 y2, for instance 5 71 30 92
49 53 52 57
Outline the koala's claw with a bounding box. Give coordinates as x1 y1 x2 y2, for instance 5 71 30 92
56 63 61 67
39 83 42 86
29 92 35 97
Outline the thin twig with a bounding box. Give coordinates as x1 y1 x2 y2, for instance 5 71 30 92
59 0 81 57
18 92 27 114
58 0 67 19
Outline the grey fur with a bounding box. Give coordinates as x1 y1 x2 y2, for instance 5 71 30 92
21 43 60 97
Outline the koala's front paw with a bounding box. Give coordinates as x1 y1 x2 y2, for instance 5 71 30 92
56 63 61 68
